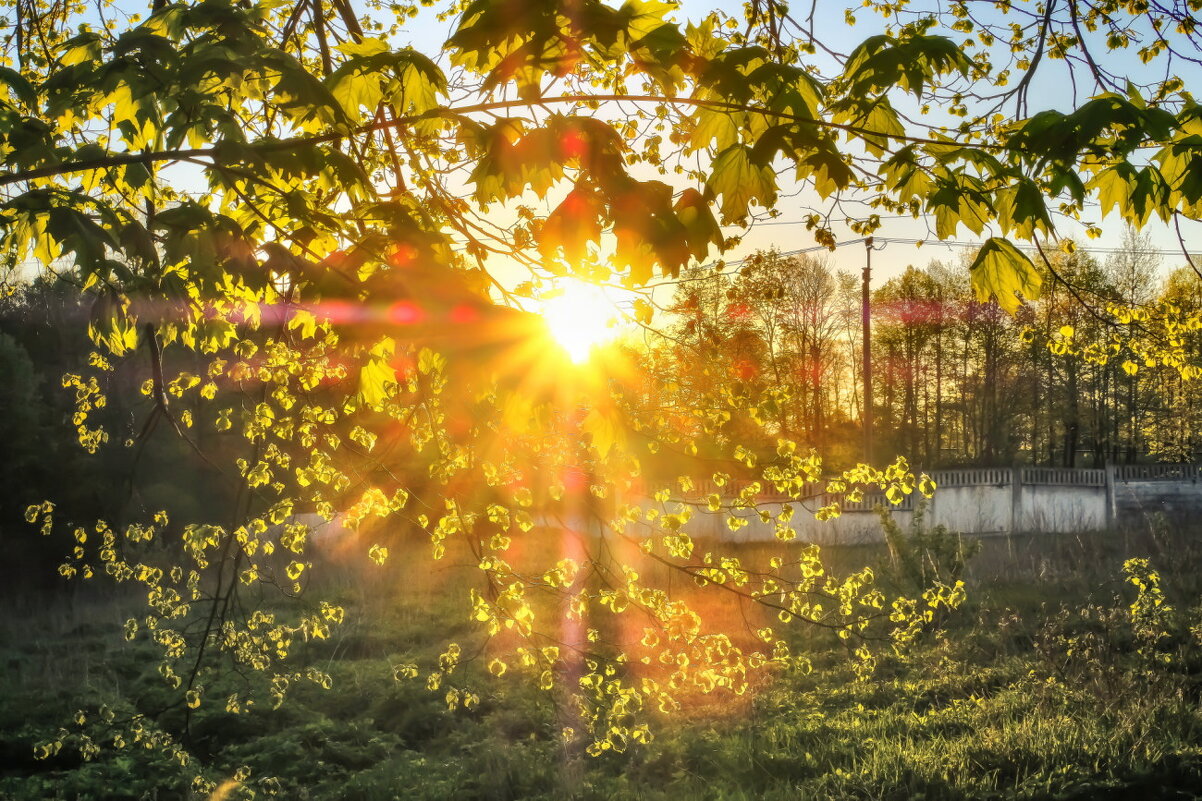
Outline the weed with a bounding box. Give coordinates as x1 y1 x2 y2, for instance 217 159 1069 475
7 529 1202 799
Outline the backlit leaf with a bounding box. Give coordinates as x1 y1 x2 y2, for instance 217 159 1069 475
968 237 1042 314
707 145 776 224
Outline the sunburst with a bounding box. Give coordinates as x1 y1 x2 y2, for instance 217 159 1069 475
538 280 622 364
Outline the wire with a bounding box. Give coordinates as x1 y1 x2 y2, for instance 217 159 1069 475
725 236 1198 264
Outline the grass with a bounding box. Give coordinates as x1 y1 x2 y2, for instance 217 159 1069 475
5 517 1202 800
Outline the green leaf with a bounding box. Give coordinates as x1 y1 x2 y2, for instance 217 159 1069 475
689 107 740 153
927 173 990 238
329 63 385 123
673 188 723 263
968 237 1042 314
629 23 689 91
880 146 930 204
842 33 969 99
88 289 138 356
59 31 103 66
1124 166 1171 227
832 98 904 157
540 185 605 264
44 206 119 277
334 37 391 59
1157 137 1202 216
394 50 446 116
995 179 1052 239
797 146 854 199
1088 163 1138 219
0 67 35 108
749 123 821 164
707 145 776 224
607 179 688 281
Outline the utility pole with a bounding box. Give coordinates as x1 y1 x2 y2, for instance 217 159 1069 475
862 237 873 465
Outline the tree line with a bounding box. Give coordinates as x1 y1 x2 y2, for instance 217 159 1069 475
643 229 1202 472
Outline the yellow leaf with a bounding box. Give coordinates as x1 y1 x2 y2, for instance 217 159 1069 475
581 407 623 458
368 544 389 565
359 356 396 406
288 310 318 339
968 237 1042 314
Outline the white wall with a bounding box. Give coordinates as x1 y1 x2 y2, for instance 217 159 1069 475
1019 485 1107 532
645 466 1202 545
928 485 1013 535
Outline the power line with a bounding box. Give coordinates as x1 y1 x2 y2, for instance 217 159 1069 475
648 235 1196 288
731 236 1197 265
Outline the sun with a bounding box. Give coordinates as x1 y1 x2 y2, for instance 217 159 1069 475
539 281 621 363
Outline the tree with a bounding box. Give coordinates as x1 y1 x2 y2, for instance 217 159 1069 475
3 0 1201 771
735 251 842 447
1140 266 1202 460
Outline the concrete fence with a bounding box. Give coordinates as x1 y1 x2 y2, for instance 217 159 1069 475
674 464 1202 545
275 465 1202 553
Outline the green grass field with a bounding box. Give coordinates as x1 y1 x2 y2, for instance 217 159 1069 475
5 518 1202 801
